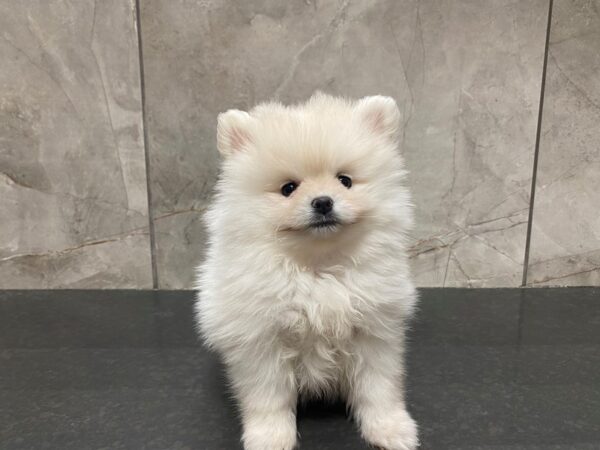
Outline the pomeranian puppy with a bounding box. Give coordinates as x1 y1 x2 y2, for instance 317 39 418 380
196 93 418 450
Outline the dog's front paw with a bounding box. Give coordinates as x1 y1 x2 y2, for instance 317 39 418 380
360 407 419 450
243 412 297 450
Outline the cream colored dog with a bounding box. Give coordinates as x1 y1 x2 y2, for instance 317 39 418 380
196 93 418 450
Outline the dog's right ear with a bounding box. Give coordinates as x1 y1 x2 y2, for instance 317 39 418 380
216 110 255 157
355 96 401 139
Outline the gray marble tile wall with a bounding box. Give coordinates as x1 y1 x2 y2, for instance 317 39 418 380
1 0 597 289
526 0 600 286
140 0 548 288
0 0 152 288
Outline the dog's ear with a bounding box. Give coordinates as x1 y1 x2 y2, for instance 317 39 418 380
355 96 401 138
216 109 255 157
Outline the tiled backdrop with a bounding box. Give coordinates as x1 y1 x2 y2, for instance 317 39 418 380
0 0 152 288
527 0 600 286
1 0 598 289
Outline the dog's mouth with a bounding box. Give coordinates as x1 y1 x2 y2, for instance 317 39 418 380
307 218 340 230
279 215 352 234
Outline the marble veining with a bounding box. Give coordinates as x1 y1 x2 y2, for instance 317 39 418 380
527 0 600 286
2 0 597 288
0 0 152 287
140 0 548 288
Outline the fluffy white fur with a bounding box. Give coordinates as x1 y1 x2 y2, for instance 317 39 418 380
195 93 419 450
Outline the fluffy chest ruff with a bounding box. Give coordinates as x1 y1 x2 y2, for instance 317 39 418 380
275 269 364 396
197 254 416 398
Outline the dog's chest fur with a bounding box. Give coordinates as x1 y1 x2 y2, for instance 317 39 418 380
274 267 373 394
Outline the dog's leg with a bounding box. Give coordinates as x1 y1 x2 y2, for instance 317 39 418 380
228 348 297 450
347 334 419 450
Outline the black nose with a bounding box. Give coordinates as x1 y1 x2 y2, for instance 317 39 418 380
311 196 334 215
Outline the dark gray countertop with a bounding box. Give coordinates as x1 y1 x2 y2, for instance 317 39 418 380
1 288 599 449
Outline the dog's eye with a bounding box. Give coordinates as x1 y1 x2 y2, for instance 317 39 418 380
281 182 298 197
338 175 352 189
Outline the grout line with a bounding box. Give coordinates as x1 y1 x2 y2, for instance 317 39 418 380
135 0 159 289
522 0 554 287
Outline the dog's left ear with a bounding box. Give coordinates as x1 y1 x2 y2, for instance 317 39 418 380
355 96 401 138
216 109 255 157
